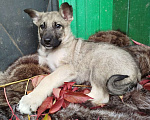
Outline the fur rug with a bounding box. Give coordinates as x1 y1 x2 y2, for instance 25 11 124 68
0 31 150 120
88 31 131 47
51 89 150 120
0 54 50 120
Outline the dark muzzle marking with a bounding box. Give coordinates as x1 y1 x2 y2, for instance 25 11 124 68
41 35 61 49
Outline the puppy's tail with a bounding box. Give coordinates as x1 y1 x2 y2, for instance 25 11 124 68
106 75 137 95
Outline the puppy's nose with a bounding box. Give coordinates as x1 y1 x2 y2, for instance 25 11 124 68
44 38 51 44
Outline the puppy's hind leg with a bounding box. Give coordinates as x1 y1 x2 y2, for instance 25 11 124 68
87 81 109 105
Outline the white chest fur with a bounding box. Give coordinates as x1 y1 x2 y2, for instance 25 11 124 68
38 47 67 71
46 49 67 71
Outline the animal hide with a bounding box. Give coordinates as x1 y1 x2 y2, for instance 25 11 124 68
88 31 131 47
1 88 150 120
0 54 50 119
51 89 150 120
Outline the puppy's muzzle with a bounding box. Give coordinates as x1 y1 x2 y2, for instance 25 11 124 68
41 36 61 49
44 38 51 45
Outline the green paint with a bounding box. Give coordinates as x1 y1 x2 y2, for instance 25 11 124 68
112 0 130 34
99 0 113 31
76 0 86 39
59 0 113 39
85 0 101 39
59 0 150 45
129 0 150 45
112 0 150 45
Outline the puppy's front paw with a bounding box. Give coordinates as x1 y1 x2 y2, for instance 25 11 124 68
18 94 43 114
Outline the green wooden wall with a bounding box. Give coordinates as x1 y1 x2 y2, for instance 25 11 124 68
59 0 113 39
113 0 150 45
59 0 150 45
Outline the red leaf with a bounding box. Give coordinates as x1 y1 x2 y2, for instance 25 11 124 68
59 90 67 99
64 91 93 103
140 79 150 85
131 39 149 47
81 88 91 94
61 84 67 90
31 75 47 88
37 97 53 118
49 98 64 114
64 82 75 90
147 75 150 78
143 83 150 90
62 100 70 108
72 87 78 92
53 88 61 99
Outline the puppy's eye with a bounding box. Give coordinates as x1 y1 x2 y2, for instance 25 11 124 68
55 23 62 29
40 22 46 29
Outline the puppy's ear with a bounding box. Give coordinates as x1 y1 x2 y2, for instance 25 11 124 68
59 2 73 22
24 9 42 25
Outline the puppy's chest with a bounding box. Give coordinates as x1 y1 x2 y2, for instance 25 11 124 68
45 50 67 71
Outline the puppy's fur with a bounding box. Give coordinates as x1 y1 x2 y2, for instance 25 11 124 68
17 2 141 114
88 31 150 78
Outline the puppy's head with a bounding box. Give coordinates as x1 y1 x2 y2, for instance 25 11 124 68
24 2 73 49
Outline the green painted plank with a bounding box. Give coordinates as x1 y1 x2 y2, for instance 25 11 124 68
129 0 150 45
100 0 113 31
76 0 86 39
112 0 129 34
85 0 100 39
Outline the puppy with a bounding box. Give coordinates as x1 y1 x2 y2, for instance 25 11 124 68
18 2 141 114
